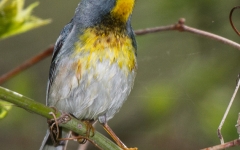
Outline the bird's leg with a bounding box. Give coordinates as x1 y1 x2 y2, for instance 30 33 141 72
83 120 95 137
101 122 138 150
48 109 95 145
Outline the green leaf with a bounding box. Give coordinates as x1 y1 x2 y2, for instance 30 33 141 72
0 0 51 40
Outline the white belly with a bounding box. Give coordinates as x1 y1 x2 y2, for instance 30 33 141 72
47 57 136 122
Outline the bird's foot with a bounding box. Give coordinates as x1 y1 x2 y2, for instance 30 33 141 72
48 108 71 145
70 120 95 144
82 120 95 137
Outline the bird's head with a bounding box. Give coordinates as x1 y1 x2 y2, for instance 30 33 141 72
74 0 135 29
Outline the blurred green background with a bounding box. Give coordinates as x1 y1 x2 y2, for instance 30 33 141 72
1 0 240 149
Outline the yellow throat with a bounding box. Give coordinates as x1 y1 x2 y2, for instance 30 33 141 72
111 0 135 23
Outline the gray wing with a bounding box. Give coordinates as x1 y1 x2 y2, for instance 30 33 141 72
46 19 74 104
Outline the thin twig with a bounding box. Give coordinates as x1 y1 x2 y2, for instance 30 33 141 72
182 25 240 50
0 45 54 84
217 74 240 144
135 18 240 50
201 139 240 150
134 24 175 35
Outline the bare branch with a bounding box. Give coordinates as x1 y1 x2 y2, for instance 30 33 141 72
201 139 240 150
134 24 175 35
217 74 240 144
135 18 240 50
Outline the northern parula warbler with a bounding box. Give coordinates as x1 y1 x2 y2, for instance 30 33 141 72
40 0 137 149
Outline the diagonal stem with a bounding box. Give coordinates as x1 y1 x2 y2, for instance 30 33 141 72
217 74 240 144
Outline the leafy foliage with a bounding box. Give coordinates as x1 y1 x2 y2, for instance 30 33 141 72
0 0 51 39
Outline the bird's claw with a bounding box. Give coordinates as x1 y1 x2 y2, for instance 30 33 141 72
47 108 72 145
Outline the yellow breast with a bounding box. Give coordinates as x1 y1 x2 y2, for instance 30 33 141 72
73 27 136 75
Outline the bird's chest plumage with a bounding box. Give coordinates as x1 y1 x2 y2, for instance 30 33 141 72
48 27 137 121
74 27 136 72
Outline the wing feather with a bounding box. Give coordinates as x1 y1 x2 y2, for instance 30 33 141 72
46 19 74 103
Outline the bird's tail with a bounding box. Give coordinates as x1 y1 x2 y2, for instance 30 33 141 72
39 129 70 150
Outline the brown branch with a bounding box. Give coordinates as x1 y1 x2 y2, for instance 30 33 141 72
0 45 53 84
1 18 240 84
134 24 175 35
135 18 240 50
201 139 240 150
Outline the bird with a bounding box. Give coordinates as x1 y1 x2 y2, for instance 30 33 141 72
40 0 137 149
